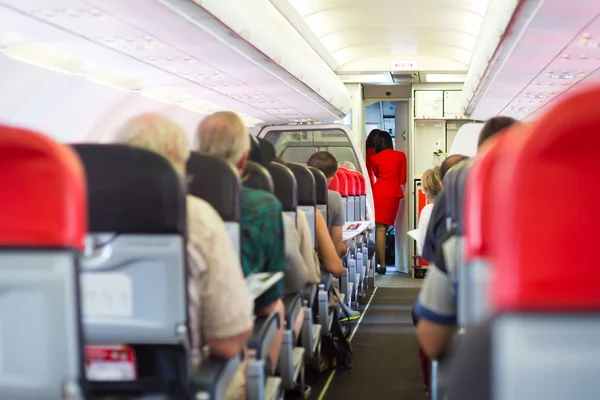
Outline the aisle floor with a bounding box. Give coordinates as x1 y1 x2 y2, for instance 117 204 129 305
310 286 426 400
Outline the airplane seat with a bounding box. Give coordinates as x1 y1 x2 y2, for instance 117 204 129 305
338 168 359 304
268 161 298 224
329 169 351 307
0 125 87 400
448 86 600 400
188 155 283 400
307 166 329 227
187 152 242 257
463 125 531 327
350 170 367 296
243 160 306 394
287 162 334 339
73 144 189 398
333 169 348 223
339 168 357 222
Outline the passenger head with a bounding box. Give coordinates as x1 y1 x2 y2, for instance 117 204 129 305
338 160 356 171
373 130 394 154
116 113 190 174
440 155 469 182
421 168 442 203
366 129 381 150
307 151 338 184
196 111 250 172
477 116 519 149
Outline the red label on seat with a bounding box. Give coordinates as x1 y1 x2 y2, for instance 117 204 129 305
85 345 137 381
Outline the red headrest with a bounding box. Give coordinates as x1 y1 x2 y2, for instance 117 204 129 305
0 125 87 251
464 133 508 261
335 169 348 196
353 171 365 195
328 173 339 192
492 85 600 312
339 168 356 195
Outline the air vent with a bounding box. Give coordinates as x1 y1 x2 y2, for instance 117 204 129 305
392 72 420 84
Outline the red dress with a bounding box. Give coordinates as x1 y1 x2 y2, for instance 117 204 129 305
369 149 407 225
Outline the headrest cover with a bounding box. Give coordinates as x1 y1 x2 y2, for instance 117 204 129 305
464 134 506 261
492 86 600 312
243 161 274 194
74 144 186 235
307 166 329 205
188 152 241 222
353 171 365 195
286 162 316 206
268 162 297 212
335 169 348 196
339 168 356 195
0 125 87 250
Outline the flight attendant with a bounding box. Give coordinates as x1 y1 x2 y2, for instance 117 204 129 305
370 130 406 274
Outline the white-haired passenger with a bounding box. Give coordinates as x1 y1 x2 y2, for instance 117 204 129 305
338 160 357 170
196 111 286 375
116 113 253 400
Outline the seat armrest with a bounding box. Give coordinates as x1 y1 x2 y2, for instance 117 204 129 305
320 271 332 291
248 312 281 361
283 292 304 332
190 354 241 399
303 284 317 308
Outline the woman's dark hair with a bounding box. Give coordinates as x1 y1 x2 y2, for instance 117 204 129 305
373 130 394 154
366 129 381 150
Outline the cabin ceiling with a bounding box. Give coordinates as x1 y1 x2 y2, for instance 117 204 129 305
283 0 489 83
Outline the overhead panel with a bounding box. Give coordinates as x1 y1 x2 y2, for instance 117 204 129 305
466 0 600 121
0 0 350 126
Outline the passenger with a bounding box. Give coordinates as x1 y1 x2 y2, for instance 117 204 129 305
338 160 357 170
413 166 442 395
413 116 519 360
416 167 442 256
116 113 253 400
307 151 347 257
370 130 407 275
196 111 286 374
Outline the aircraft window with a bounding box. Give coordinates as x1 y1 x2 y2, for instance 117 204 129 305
264 129 359 166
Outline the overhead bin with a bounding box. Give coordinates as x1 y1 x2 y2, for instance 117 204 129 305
464 0 600 121
0 0 350 141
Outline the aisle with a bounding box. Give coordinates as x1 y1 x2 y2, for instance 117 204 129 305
318 287 425 399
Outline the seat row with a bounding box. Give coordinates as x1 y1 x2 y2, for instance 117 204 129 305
329 167 372 306
0 123 366 400
433 85 600 399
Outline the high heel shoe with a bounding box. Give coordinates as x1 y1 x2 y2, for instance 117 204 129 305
378 266 386 275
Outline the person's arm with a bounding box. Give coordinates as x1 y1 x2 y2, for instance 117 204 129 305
254 200 286 311
188 200 253 359
297 210 320 284
316 209 344 278
329 192 348 257
282 214 308 294
413 265 457 359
